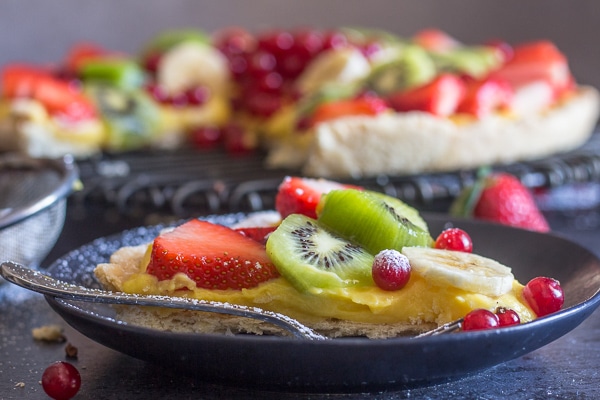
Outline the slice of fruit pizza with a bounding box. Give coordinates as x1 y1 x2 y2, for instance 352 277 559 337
94 176 564 338
260 29 599 178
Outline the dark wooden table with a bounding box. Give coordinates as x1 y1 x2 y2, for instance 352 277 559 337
2 207 600 399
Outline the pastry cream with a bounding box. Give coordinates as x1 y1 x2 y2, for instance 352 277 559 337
109 244 535 328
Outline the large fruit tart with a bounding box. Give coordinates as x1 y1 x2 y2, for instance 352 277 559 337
0 27 598 178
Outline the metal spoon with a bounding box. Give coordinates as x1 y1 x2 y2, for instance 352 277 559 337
0 261 327 340
1 261 463 340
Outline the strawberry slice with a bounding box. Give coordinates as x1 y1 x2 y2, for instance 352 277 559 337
309 96 389 126
387 73 466 117
234 226 277 245
64 42 111 72
489 40 573 96
413 29 461 52
275 176 361 219
456 77 513 118
146 219 279 290
1 64 97 122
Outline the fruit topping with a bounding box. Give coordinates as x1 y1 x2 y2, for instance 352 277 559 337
412 29 461 53
387 73 466 117
309 96 389 126
462 308 500 331
364 45 437 95
495 306 521 326
78 58 146 90
316 189 433 254
41 361 81 400
145 219 279 290
234 226 277 245
85 84 160 150
401 246 514 297
295 47 371 96
266 213 375 293
434 227 473 253
156 40 230 97
450 171 550 232
521 276 564 317
456 77 513 118
372 249 411 291
275 176 361 219
1 64 98 122
489 40 572 96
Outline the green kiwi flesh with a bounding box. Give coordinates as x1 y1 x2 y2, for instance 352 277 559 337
365 45 436 95
317 189 433 254
86 85 160 150
266 213 375 294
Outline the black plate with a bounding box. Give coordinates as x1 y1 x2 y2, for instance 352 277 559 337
45 213 600 393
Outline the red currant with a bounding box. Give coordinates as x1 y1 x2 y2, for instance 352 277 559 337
462 309 500 331
257 30 294 58
243 90 283 118
434 228 473 253
321 31 349 51
213 27 256 58
372 249 411 291
41 361 81 400
495 307 521 326
222 123 255 155
190 126 223 149
522 276 564 317
184 85 211 106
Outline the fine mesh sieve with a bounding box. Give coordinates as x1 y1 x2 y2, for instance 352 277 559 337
0 153 78 270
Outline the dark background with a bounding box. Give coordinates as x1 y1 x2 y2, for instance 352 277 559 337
1 0 599 88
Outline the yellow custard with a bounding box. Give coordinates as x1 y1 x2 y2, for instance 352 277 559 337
119 253 535 327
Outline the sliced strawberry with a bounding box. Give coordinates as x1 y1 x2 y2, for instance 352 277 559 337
489 40 572 96
146 219 279 290
64 42 110 72
387 73 466 117
275 176 362 219
456 77 513 118
234 226 277 245
412 29 461 52
309 96 389 126
1 64 97 122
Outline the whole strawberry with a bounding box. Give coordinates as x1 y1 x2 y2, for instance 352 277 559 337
451 172 550 232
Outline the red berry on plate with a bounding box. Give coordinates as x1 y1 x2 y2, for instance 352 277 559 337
522 276 564 317
462 309 500 331
495 307 521 327
41 361 81 400
434 228 473 253
372 249 411 291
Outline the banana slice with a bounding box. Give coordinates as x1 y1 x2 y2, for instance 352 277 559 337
295 47 371 95
401 247 514 297
157 41 230 96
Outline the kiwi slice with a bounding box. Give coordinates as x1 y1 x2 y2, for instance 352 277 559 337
266 214 374 293
141 29 210 58
431 46 502 79
79 58 146 90
316 189 433 254
365 45 436 95
86 84 160 150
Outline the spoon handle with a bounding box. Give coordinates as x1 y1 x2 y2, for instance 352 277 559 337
0 261 326 340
